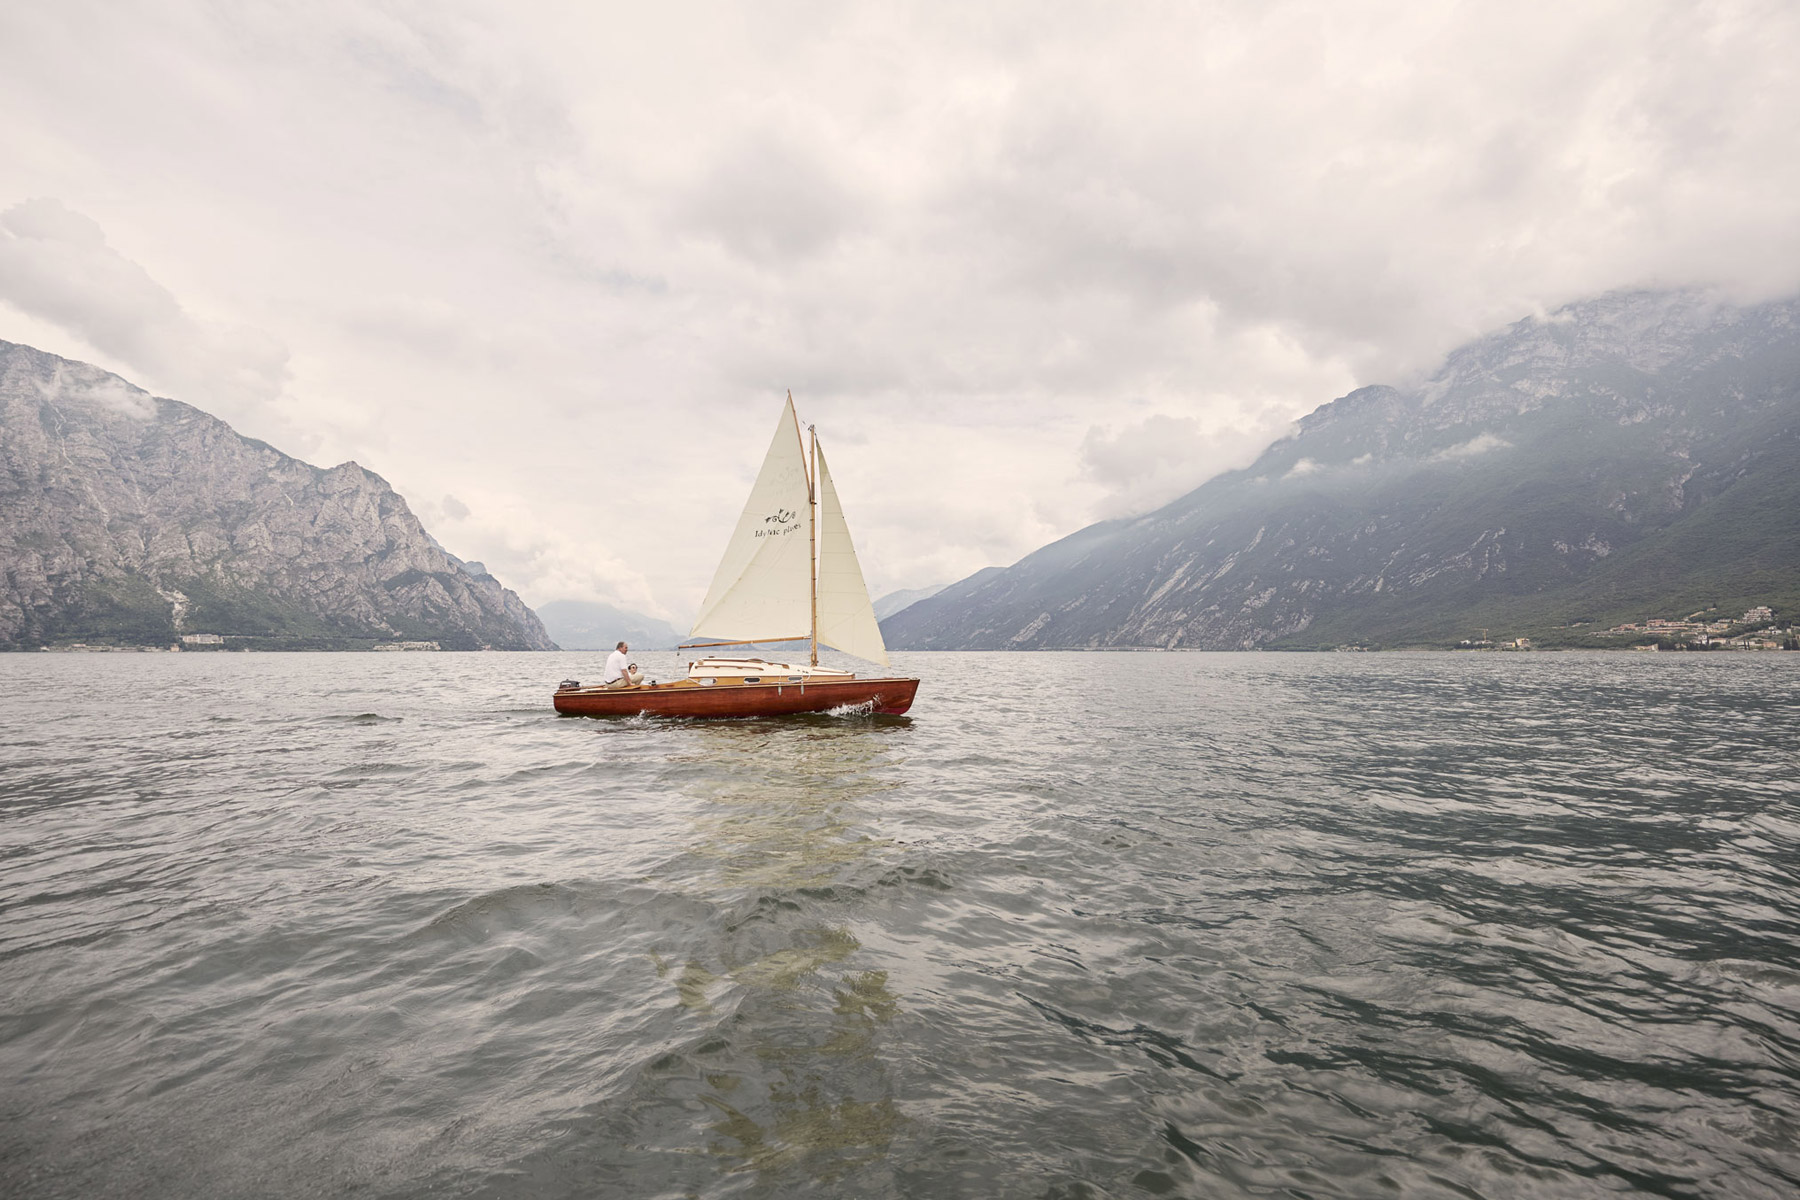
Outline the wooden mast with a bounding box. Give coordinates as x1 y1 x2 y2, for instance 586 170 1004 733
807 415 820 667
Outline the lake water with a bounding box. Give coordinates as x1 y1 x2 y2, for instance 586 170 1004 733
2 651 1798 1199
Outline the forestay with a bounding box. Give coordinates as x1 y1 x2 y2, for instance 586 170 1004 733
689 399 813 644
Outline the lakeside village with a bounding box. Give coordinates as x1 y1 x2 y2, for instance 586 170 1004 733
1597 606 1796 651
1459 606 1799 652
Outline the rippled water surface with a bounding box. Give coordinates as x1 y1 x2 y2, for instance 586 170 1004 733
3 651 1799 1199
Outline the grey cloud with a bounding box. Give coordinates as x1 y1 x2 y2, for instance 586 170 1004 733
675 135 863 264
1 199 189 369
0 199 291 423
915 2 1800 381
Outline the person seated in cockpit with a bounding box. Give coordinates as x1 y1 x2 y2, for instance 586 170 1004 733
602 641 644 688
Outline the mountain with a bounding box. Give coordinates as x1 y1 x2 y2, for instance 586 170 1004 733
886 289 1800 651
0 340 556 650
874 583 945 623
535 600 685 650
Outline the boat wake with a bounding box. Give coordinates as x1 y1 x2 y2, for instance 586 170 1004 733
826 699 878 718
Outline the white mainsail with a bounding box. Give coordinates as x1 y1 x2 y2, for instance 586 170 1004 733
688 399 813 644
814 441 890 666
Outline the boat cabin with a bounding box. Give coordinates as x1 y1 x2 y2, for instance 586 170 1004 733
684 657 855 686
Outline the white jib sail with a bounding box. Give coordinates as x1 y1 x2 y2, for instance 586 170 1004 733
814 440 890 666
689 399 813 644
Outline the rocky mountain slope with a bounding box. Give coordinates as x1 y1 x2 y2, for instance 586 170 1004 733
886 290 1800 650
0 340 556 650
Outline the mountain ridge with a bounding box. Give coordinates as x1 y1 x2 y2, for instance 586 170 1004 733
0 339 556 650
885 289 1800 651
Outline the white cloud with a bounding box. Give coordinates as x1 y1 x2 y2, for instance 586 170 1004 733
2 0 1797 617
33 361 157 420
1432 433 1512 460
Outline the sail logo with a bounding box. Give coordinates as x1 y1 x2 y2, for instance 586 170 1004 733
754 508 801 539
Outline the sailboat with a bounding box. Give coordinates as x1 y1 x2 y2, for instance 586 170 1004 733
553 396 920 718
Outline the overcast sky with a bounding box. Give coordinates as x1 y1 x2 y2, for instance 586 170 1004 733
3 1 1797 622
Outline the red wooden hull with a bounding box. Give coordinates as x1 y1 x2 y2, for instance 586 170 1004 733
553 676 919 719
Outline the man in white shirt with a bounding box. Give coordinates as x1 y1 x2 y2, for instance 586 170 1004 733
602 641 641 688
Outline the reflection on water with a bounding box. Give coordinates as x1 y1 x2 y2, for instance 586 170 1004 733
697 965 903 1185
657 721 907 1186
678 726 899 891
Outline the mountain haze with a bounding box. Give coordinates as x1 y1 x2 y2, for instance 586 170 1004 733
874 584 946 623
535 600 684 650
886 290 1800 651
0 340 555 650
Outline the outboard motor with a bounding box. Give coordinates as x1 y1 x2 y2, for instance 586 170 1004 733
557 679 581 691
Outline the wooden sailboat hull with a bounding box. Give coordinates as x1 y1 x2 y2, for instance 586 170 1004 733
554 676 919 719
